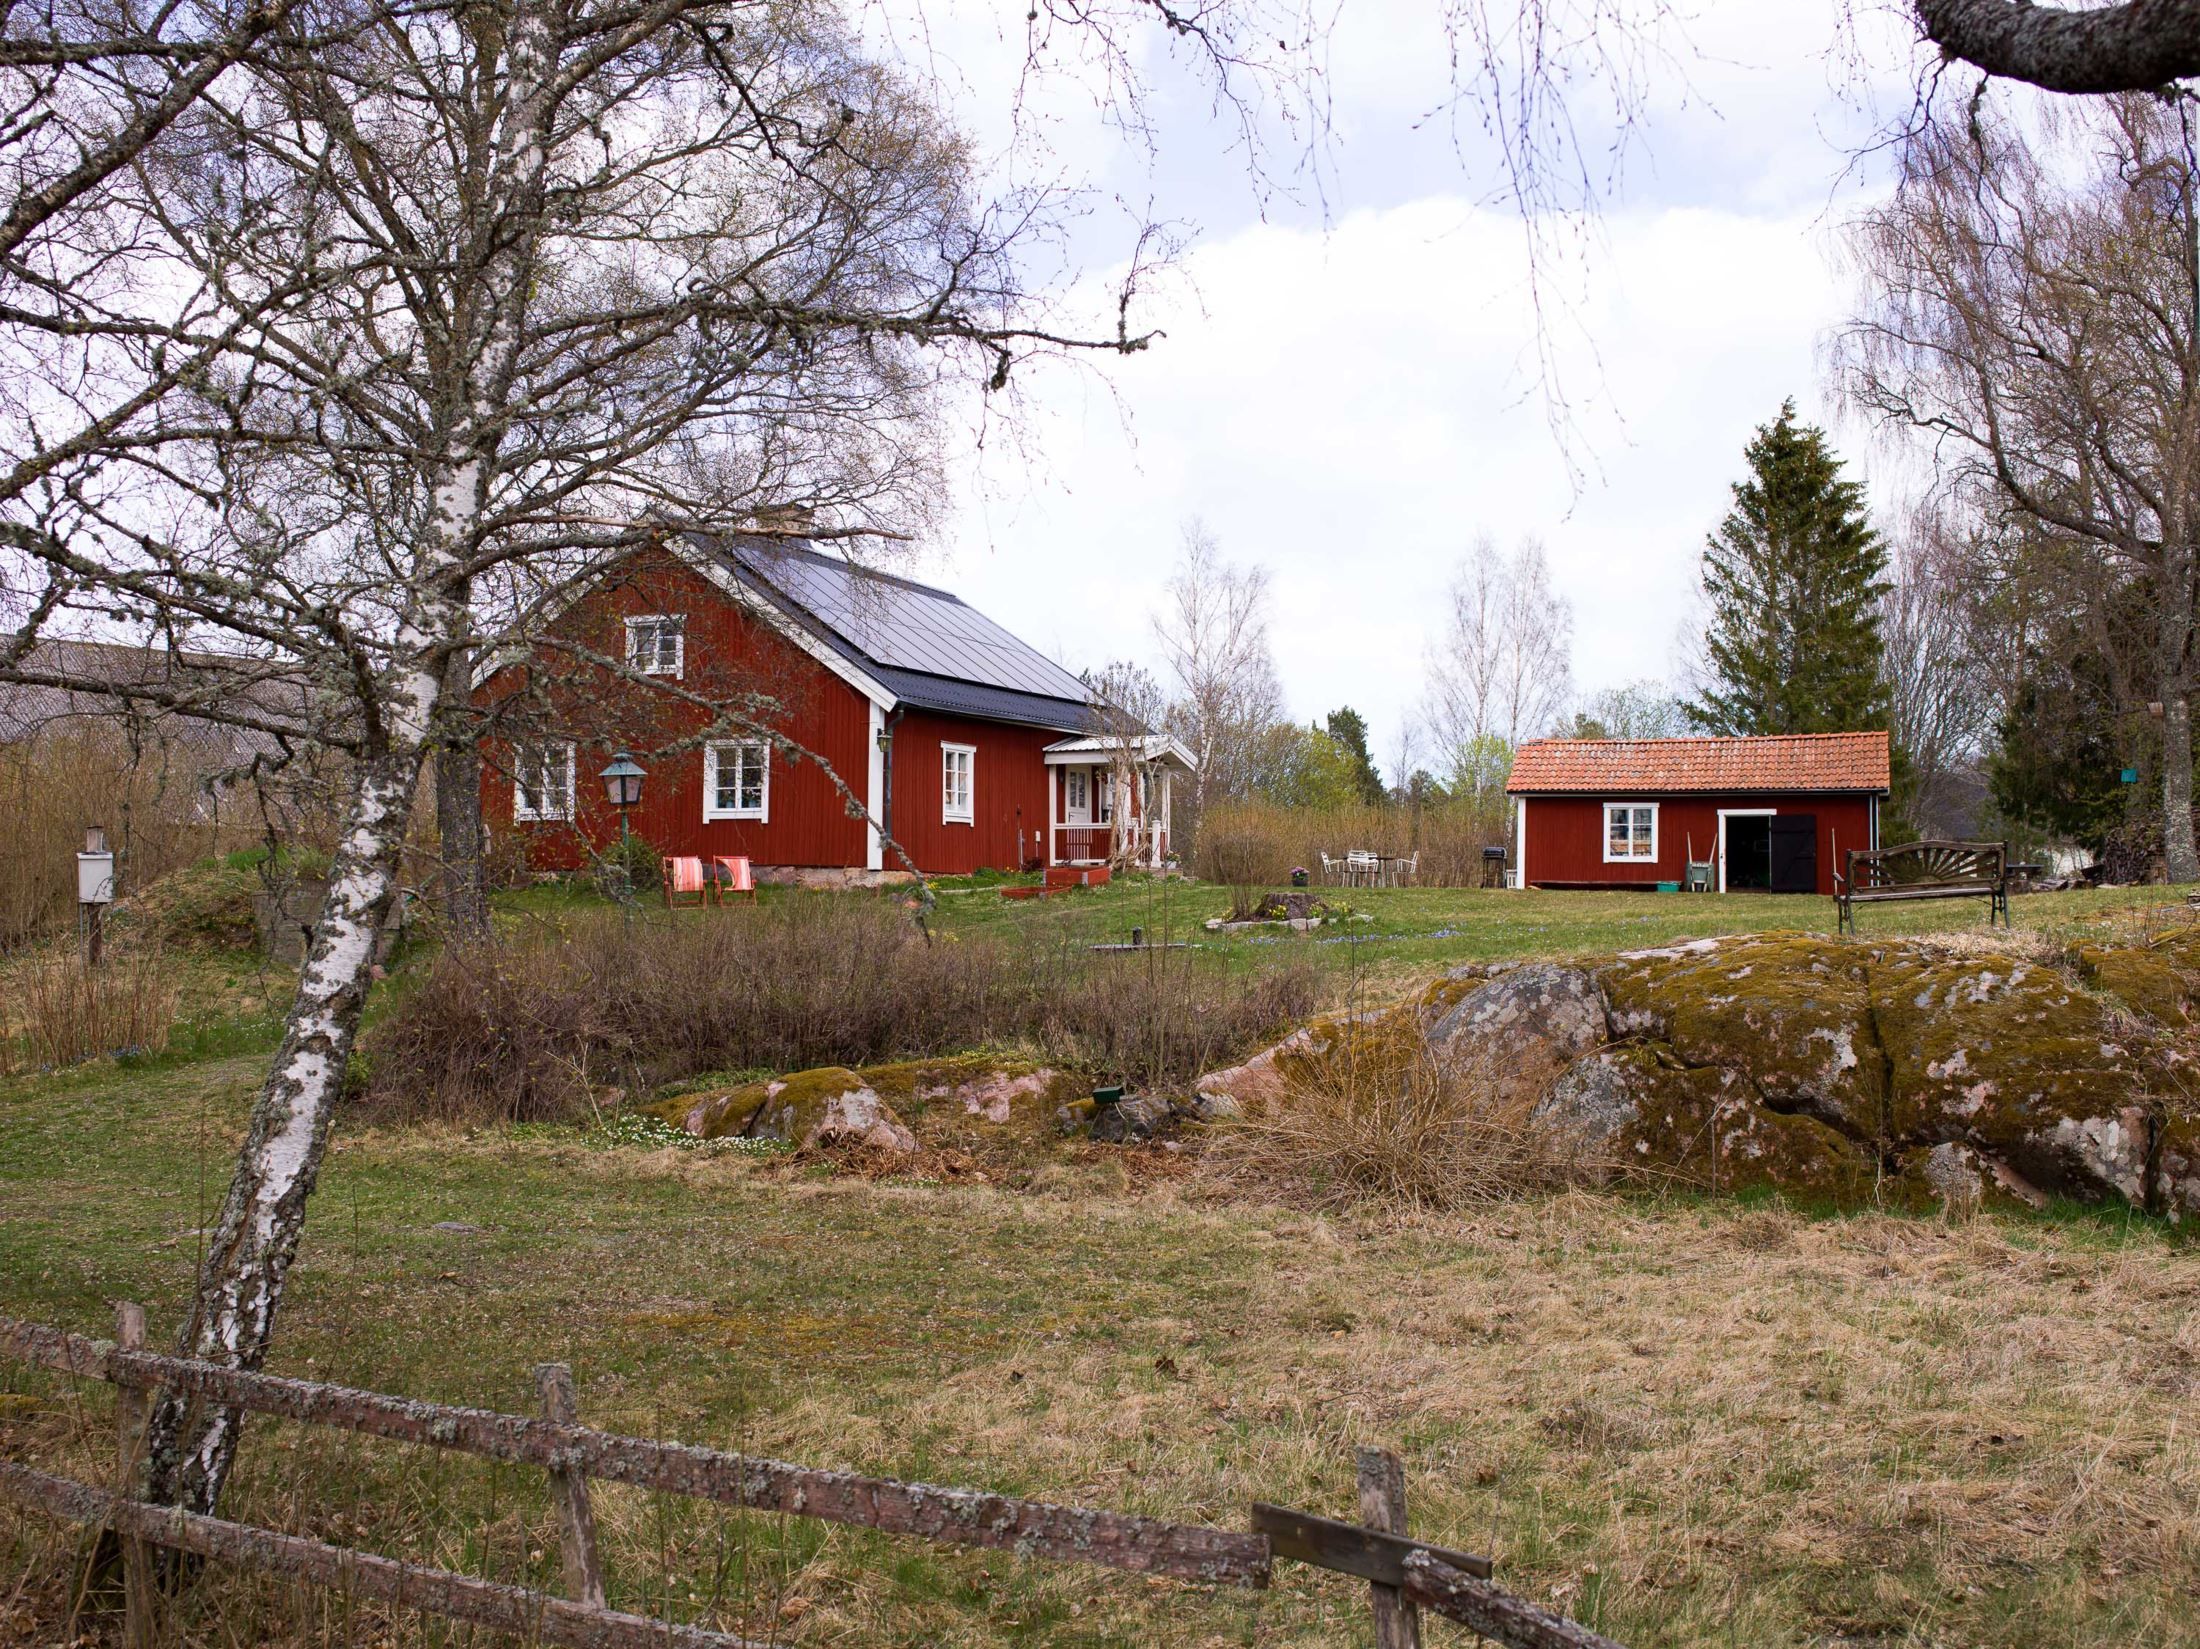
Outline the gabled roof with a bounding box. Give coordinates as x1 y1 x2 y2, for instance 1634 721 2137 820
1044 732 1196 771
703 536 1100 734
0 637 309 755
1506 731 1891 796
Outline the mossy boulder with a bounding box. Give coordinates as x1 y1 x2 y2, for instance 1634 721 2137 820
1597 934 1882 1143
644 1055 1087 1161
1538 1043 1878 1203
1426 963 1606 1106
2069 928 2200 1027
1866 944 2160 1204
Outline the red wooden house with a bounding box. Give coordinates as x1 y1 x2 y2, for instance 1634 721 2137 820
1504 732 1890 895
475 536 1191 881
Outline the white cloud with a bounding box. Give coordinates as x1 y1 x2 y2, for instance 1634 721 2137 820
930 194 1881 769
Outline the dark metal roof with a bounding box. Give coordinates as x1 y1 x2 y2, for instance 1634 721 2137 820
701 535 1100 732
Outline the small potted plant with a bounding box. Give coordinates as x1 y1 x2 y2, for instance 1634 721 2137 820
1290 865 1309 888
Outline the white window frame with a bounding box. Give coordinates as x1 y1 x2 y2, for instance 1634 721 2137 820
703 741 770 822
941 742 975 825
1064 768 1088 817
625 614 685 678
1601 801 1659 864
514 741 576 822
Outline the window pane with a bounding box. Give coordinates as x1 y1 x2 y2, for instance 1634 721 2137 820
1632 808 1653 855
1608 808 1628 852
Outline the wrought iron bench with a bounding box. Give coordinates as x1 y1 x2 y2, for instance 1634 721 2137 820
1836 839 2009 934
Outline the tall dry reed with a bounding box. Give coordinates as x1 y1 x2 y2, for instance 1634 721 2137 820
1202 1037 1600 1210
1193 799 1510 888
0 729 273 952
9 949 178 1068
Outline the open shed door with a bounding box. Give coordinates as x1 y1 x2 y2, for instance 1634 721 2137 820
1768 814 1817 894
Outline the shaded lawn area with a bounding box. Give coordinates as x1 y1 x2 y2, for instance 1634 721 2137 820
3 1053 2197 1647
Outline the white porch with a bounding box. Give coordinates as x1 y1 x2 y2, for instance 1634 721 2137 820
1042 734 1195 870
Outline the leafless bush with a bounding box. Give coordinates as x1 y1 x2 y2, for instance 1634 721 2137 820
10 950 178 1068
1203 1038 1597 1211
364 901 1318 1125
1193 800 1510 887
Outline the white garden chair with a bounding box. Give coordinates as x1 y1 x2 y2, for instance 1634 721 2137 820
1346 849 1379 888
1318 852 1341 885
1389 852 1418 887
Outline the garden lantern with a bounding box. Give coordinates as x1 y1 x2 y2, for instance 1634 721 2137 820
599 752 645 847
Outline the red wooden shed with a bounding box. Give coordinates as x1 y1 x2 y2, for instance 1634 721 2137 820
1504 732 1890 896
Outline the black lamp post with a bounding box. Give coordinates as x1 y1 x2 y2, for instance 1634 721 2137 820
598 752 646 908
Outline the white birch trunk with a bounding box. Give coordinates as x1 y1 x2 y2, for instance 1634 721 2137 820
142 0 558 1513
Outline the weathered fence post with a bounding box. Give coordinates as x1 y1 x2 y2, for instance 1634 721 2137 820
534 1363 606 1610
114 1302 154 1649
1356 1446 1419 1649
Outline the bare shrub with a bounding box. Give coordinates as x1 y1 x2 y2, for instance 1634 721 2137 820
1193 800 1510 888
1204 1038 1598 1211
364 900 1318 1125
11 950 178 1067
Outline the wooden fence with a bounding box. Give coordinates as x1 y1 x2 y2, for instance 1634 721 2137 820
0 1308 1624 1649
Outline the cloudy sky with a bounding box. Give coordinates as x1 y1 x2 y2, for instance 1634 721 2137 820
863 0 1938 777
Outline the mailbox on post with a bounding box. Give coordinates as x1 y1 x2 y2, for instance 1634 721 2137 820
77 825 115 963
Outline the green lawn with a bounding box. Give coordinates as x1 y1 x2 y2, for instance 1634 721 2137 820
3 1052 2196 1647
925 876 2177 991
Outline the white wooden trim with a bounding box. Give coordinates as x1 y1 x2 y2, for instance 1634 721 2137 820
1048 765 1059 867
702 741 770 822
941 741 975 825
1157 768 1173 867
1601 800 1660 865
1715 808 1777 894
514 742 575 822
623 614 685 679
1514 797 1527 888
865 700 885 872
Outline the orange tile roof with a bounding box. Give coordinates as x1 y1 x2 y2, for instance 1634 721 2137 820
1505 731 1891 795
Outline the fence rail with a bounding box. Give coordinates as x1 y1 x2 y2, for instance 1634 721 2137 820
0 1308 1625 1649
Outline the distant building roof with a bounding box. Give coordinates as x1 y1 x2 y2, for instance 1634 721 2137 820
706 536 1102 734
0 637 307 756
1506 731 1892 796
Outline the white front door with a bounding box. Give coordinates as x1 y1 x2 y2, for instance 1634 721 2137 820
1064 766 1090 825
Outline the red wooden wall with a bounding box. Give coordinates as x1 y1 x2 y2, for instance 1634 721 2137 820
885 710 1055 875
1518 793 1877 897
475 546 1075 877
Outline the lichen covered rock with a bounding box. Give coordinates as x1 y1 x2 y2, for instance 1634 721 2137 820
1597 934 1881 1142
805 1087 919 1156
1426 963 1607 1104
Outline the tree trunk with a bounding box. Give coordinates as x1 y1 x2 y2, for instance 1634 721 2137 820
2160 532 2198 885
141 741 431 1514
434 641 487 939
2163 691 2199 883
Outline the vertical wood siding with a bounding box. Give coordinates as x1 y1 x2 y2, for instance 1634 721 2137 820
886 711 1059 875
475 548 1079 876
477 550 871 872
1519 793 1877 897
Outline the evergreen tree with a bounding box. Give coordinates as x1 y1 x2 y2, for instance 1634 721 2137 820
1323 708 1388 805
1690 402 1892 736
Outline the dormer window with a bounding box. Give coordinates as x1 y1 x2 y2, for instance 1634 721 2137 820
626 615 684 677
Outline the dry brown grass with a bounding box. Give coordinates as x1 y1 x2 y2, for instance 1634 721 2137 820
1202 1038 1601 1211
365 901 1320 1125
5 948 177 1069
1194 799 1511 888
3 1048 2198 1646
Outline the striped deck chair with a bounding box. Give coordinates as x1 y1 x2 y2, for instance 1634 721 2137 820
711 855 757 903
661 855 715 907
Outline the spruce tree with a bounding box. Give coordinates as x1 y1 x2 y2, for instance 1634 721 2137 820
1690 402 1892 736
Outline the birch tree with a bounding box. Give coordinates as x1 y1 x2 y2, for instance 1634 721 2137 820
1422 532 1573 798
1154 519 1284 840
1840 92 2200 881
0 0 1185 1518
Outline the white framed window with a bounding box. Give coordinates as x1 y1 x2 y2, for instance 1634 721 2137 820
514 742 575 821
941 743 975 824
704 742 769 821
625 614 685 677
1603 801 1658 863
1065 769 1087 813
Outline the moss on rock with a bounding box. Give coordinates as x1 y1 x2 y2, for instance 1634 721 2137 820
1596 933 1883 1143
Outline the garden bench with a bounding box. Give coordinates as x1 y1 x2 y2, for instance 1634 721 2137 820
1836 839 2008 934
